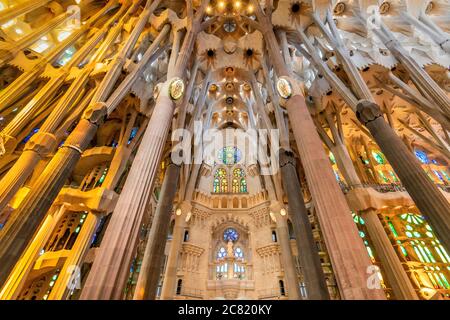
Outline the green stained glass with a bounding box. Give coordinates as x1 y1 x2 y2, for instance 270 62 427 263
378 170 389 183
440 170 450 181
400 245 408 256
389 171 398 182
213 168 228 193
329 152 336 164
372 151 385 164
388 222 398 238
401 213 424 225
232 168 247 193
218 147 241 165
352 213 365 225
439 273 450 289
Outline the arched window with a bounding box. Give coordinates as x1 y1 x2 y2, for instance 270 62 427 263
279 280 286 296
217 247 227 259
213 168 228 193
234 247 244 259
176 279 182 295
232 168 247 193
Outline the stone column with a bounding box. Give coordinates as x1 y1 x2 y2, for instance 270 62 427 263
281 93 385 299
0 118 98 286
330 143 362 188
329 139 420 300
356 100 450 253
271 204 301 300
279 150 330 300
252 0 385 298
80 91 175 299
360 209 418 300
0 0 52 25
133 161 181 300
160 201 191 299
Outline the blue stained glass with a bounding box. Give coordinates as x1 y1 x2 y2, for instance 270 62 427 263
22 128 39 143
224 228 239 242
128 127 138 144
415 150 429 164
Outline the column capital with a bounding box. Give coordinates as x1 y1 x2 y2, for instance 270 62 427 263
276 76 305 107
24 132 57 156
0 133 17 154
176 201 192 216
356 100 383 125
269 201 288 223
279 148 296 168
82 102 108 125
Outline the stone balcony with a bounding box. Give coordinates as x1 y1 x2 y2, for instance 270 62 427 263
193 190 268 209
207 279 255 299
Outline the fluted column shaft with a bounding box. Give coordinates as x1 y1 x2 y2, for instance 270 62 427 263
327 129 419 299
133 162 181 300
284 95 385 299
0 119 97 285
252 0 384 298
360 209 418 300
0 0 52 25
356 101 450 252
80 94 174 299
0 12 71 67
0 2 117 111
274 213 302 300
280 150 330 300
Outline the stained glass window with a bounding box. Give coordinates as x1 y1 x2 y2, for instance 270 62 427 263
224 228 239 242
433 170 444 183
378 170 389 183
372 151 385 165
232 168 247 193
218 146 241 165
329 152 336 164
415 150 429 164
213 168 228 193
386 212 450 290
352 212 376 263
234 247 244 258
217 247 227 259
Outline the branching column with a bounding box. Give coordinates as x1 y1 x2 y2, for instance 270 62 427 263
356 101 450 253
0 1 165 286
250 0 385 299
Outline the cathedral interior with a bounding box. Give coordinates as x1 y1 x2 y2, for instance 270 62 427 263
0 0 449 301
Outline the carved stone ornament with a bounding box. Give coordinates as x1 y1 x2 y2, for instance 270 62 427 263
168 77 185 101
276 77 293 99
